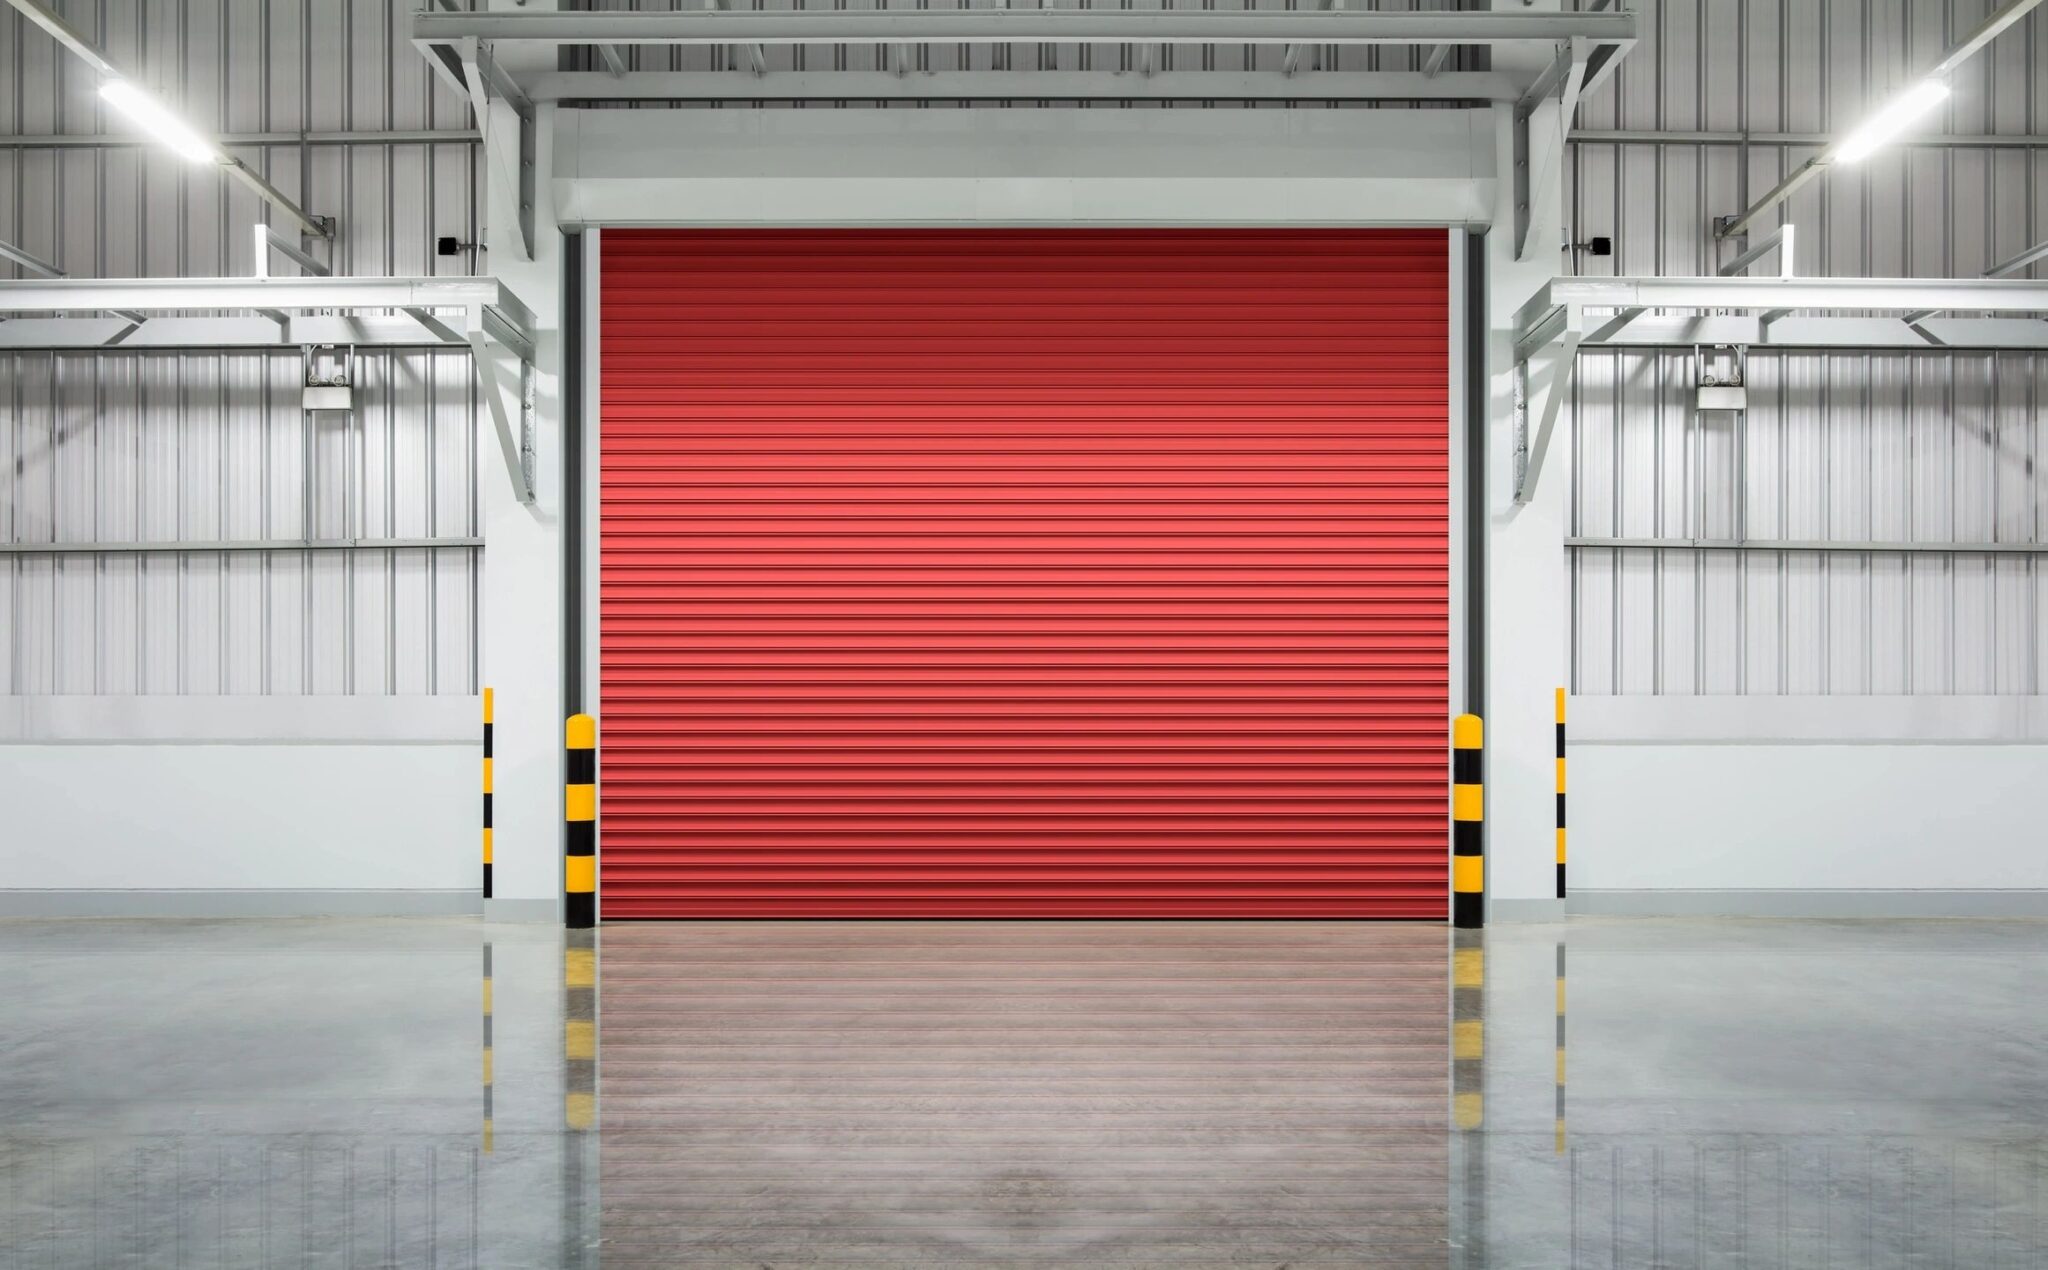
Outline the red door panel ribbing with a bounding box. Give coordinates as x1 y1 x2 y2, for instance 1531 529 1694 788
599 229 1450 919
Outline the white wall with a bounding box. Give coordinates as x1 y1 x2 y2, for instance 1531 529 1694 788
0 742 476 910
1574 742 2048 911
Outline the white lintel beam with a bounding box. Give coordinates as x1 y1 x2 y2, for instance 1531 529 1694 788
1900 236 2048 323
413 8 1636 48
523 68 1521 102
1545 275 2048 314
0 275 529 316
0 314 485 350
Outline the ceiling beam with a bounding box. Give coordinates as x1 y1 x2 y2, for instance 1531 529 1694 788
412 7 1636 47
524 68 1519 102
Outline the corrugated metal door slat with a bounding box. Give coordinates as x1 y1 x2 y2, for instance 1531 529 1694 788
600 229 1449 919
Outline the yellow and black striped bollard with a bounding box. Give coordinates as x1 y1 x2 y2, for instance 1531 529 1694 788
483 689 494 899
1452 714 1483 929
1555 941 1567 1154
1555 688 1567 900
1452 936 1483 1131
566 714 596 930
482 942 495 1153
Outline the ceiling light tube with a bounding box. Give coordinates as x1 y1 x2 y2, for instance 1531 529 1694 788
98 80 221 164
1831 79 1951 163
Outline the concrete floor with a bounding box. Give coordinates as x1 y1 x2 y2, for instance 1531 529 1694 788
1 918 2043 1268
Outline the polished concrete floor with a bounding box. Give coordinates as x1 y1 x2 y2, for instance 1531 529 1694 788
1 917 2044 1268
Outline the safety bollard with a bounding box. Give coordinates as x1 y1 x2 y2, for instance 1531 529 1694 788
1452 714 1483 929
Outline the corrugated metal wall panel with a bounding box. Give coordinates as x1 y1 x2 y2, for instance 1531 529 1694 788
0 1 480 698
1 349 478 695
599 229 1450 919
1572 350 2048 698
1569 0 2046 701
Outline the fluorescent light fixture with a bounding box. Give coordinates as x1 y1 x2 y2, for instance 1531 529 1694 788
1832 79 1951 163
98 80 220 164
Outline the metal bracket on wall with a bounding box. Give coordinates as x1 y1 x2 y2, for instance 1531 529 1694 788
1512 36 1630 262
465 297 539 507
1508 296 1583 504
1508 273 2048 501
427 37 536 263
0 274 540 504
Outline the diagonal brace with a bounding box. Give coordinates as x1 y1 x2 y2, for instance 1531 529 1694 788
466 303 535 506
1514 307 1583 505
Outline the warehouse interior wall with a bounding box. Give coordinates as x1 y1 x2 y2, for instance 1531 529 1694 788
1562 1 2048 911
0 4 485 912
4 0 2046 916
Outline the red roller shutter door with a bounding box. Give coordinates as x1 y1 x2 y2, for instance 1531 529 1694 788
600 229 1450 919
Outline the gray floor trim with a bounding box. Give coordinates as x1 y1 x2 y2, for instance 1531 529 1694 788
484 897 559 922
0 890 482 917
1568 889 2048 918
1487 897 1566 923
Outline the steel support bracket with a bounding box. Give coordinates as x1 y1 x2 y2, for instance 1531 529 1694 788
466 302 536 506
1512 303 1583 505
456 38 537 263
1513 39 1592 262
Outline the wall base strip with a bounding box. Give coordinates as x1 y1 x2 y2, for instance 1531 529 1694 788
1488 898 1567 923
1568 889 2048 918
0 890 483 917
484 898 560 922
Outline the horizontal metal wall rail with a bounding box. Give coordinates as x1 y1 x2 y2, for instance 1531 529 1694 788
0 537 483 555
1570 538 2048 556
1573 129 2048 150
0 130 479 148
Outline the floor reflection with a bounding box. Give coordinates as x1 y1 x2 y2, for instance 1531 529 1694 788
4 916 2047 1267
596 921 1451 1268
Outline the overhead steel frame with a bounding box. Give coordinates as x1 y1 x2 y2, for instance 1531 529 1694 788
1508 275 2048 505
414 8 1633 241
1713 0 2046 243
3 0 333 241
0 276 541 505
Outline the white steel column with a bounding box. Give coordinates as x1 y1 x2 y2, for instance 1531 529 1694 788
1483 9 1571 925
480 1 566 921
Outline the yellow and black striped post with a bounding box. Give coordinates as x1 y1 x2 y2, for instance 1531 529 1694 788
566 714 596 929
1555 688 1568 900
1452 934 1483 1132
482 941 495 1153
1452 714 1483 929
483 689 495 899
1554 940 1567 1154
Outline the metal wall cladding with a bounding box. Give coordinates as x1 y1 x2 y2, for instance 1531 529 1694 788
599 229 1451 919
0 0 480 697
1568 0 2048 699
0 348 479 694
1572 349 2048 697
